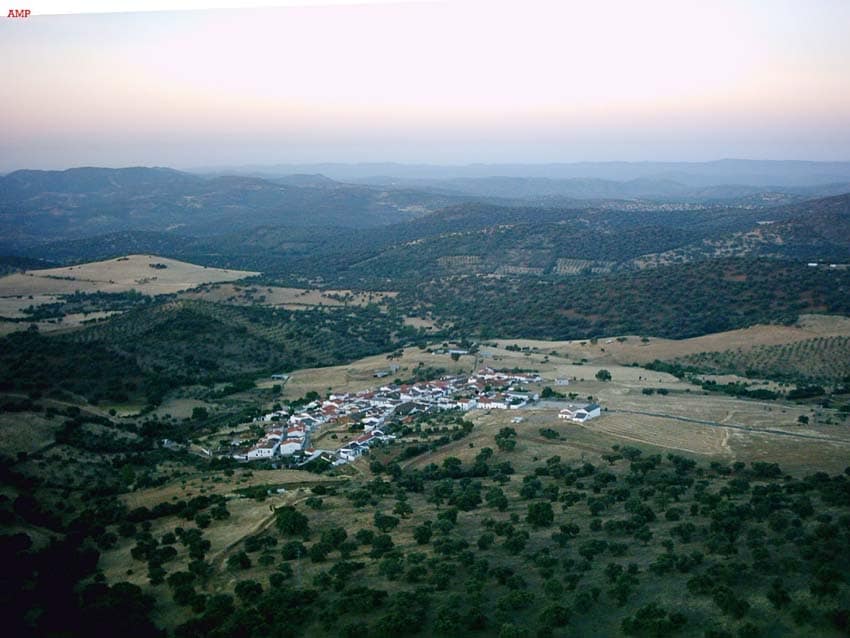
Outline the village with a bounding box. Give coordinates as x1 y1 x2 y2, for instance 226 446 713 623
230 367 601 466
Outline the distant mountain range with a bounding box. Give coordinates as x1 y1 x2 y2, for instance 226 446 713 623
0 166 473 249
190 159 850 187
2 165 849 285
347 175 850 203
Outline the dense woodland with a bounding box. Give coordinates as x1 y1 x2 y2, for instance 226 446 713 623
392 258 850 341
0 300 420 407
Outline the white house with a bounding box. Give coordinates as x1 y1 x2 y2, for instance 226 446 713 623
479 395 509 410
247 445 276 460
572 403 601 421
232 440 276 461
279 440 304 456
558 403 602 422
507 390 539 402
337 446 362 462
455 398 478 411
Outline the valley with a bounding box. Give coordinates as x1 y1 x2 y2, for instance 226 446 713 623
2 166 849 638
6 2 850 635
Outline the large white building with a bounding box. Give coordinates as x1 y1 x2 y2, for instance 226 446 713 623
558 403 602 422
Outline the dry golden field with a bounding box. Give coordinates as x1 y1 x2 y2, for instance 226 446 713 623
488 314 850 366
0 310 122 336
285 338 850 477
0 293 63 318
280 347 476 400
0 254 257 297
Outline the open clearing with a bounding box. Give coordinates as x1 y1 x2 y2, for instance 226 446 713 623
280 347 474 400
181 283 396 310
0 254 258 297
0 293 63 318
490 314 850 365
121 469 344 510
0 310 122 336
410 397 850 477
0 411 61 457
286 340 849 476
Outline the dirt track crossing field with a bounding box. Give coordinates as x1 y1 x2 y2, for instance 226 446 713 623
609 407 850 444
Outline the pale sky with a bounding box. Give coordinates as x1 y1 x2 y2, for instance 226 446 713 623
2 0 849 170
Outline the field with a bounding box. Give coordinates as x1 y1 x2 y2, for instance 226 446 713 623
121 469 344 510
181 283 396 310
487 314 850 367
680 336 850 383
0 310 122 336
0 254 257 297
0 410 61 457
279 347 475 400
0 293 63 318
280 339 850 478
554 258 615 275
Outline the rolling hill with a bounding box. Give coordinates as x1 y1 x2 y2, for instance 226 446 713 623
635 193 850 267
352 175 850 204
0 167 471 250
194 158 850 186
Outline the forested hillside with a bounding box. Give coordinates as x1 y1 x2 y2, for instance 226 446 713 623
392 259 850 340
0 300 420 407
0 167 469 248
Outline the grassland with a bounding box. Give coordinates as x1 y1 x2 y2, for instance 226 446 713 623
279 347 474 401
0 254 257 298
274 339 850 478
181 283 396 310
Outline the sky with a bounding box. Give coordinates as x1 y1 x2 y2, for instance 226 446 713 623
2 0 850 170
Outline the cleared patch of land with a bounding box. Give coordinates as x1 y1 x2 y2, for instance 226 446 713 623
181 283 395 310
149 397 217 420
0 254 257 297
121 469 343 510
422 393 850 476
280 347 474 400
401 315 439 331
0 293 63 318
680 335 850 382
0 310 122 336
0 411 61 457
489 314 850 366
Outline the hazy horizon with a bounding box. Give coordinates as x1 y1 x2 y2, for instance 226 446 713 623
2 0 850 171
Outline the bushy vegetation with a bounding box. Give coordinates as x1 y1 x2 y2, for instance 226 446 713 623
0 299 422 406
680 336 850 385
6 430 850 637
392 258 850 340
12 290 154 322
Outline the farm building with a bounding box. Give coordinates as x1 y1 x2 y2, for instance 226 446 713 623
558 403 602 423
